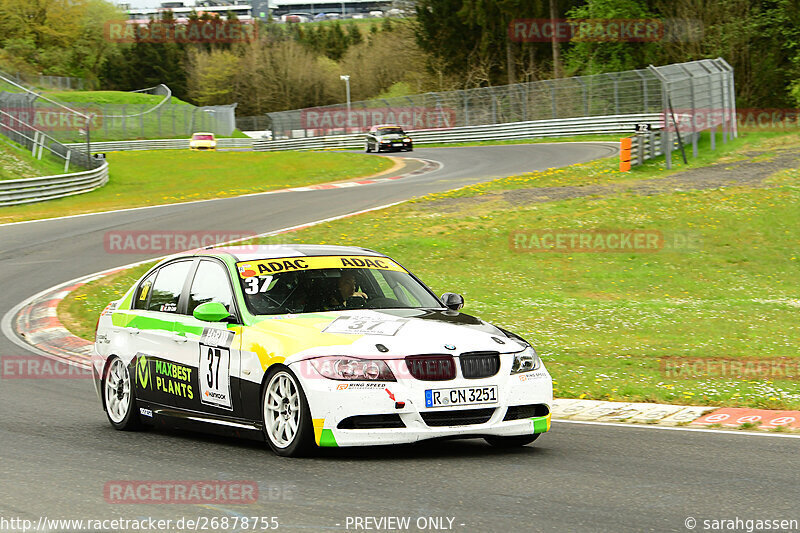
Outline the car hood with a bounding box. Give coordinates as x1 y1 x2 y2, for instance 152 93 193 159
247 308 527 360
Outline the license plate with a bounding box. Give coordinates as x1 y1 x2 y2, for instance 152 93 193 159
425 386 498 408
392 142 403 146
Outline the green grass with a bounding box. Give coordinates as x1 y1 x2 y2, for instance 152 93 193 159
37 90 246 141
59 263 155 342
0 150 392 224
0 140 69 180
42 90 189 106
58 130 800 410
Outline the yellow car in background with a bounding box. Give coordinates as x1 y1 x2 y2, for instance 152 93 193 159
189 132 217 151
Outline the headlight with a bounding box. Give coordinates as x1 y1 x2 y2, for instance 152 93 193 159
310 356 396 381
511 346 541 374
403 138 411 142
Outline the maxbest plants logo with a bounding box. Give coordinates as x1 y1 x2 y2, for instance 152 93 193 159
509 229 702 253
104 20 257 44
136 354 150 389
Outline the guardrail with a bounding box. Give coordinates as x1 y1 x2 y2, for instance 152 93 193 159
620 130 700 170
0 161 109 206
252 114 664 152
64 137 254 153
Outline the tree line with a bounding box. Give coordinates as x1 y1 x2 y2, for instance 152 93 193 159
1 0 799 112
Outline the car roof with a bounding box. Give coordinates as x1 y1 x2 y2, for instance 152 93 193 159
195 244 385 262
374 124 402 129
192 132 215 136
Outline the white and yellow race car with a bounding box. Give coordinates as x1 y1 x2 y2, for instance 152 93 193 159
93 245 552 456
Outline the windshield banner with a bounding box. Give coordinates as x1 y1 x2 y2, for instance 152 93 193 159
237 256 407 278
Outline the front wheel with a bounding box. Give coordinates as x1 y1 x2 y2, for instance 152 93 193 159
262 367 315 457
485 433 540 448
103 356 142 431
365 142 371 153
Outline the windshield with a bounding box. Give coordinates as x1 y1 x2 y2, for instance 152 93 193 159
377 127 404 135
192 134 214 140
236 255 443 315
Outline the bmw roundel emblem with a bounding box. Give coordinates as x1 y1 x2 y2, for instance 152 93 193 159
444 344 456 350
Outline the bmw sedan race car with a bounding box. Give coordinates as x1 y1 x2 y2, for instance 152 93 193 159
93 245 552 456
365 124 413 153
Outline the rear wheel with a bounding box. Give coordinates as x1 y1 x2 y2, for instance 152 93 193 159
262 367 315 457
103 357 142 431
485 433 540 448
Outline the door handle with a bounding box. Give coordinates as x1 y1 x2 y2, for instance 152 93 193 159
127 328 140 335
172 333 188 343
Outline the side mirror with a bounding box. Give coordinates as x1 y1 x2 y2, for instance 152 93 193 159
440 292 464 311
193 301 231 322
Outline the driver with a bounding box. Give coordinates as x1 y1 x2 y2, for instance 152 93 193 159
330 270 367 308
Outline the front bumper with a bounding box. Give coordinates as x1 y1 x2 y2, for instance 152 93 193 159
378 141 412 151
293 361 553 447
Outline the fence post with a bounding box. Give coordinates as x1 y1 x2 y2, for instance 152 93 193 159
64 150 71 173
576 77 588 116
679 65 698 158
648 65 671 169
31 131 39 156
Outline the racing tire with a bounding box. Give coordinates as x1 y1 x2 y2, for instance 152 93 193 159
102 356 142 431
484 433 540 448
262 366 315 457
365 142 371 153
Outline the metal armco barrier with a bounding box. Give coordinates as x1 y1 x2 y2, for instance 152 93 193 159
620 129 700 170
0 161 109 206
64 137 254 153
253 114 664 152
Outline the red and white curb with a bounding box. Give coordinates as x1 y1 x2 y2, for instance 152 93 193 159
8 266 133 368
284 158 441 192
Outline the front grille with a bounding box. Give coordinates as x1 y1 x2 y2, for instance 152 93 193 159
421 408 495 427
503 404 550 421
405 354 456 381
337 414 405 430
459 351 500 379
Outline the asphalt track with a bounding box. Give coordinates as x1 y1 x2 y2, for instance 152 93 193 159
2 143 798 533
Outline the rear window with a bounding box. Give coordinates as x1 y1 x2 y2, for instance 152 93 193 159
378 127 404 135
192 134 214 141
